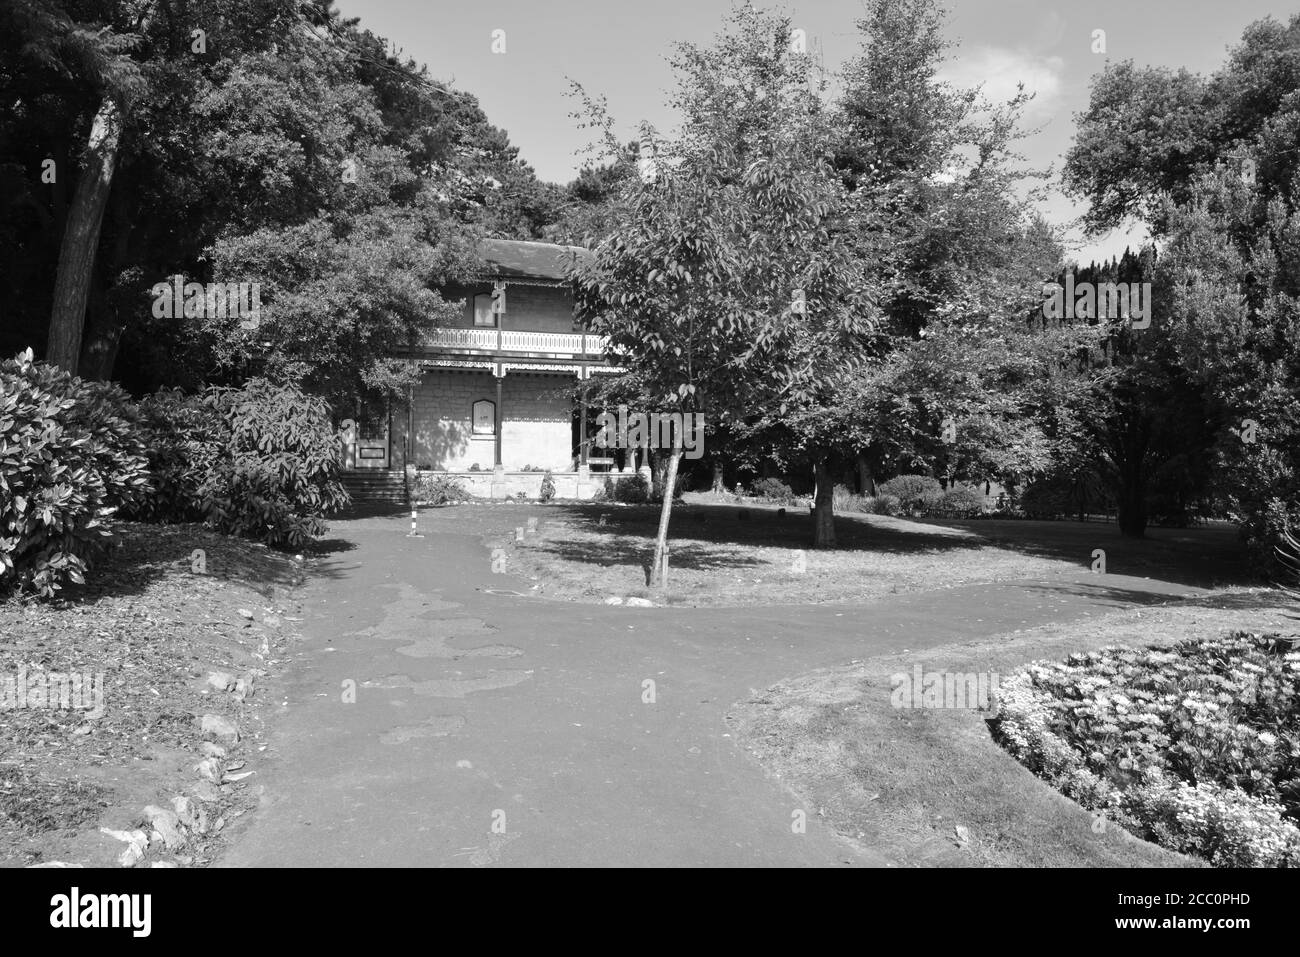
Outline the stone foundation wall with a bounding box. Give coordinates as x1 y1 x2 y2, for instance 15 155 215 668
414 469 607 501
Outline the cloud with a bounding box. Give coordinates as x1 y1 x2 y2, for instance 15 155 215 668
938 46 1064 113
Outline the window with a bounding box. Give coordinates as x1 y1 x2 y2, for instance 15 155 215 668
472 399 496 435
473 294 497 327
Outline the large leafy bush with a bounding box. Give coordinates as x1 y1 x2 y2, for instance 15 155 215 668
0 350 150 596
200 379 348 548
878 474 942 512
752 477 795 503
594 473 650 504
928 487 985 517
123 389 225 523
122 378 347 548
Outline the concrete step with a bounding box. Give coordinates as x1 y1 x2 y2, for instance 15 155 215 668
341 471 408 506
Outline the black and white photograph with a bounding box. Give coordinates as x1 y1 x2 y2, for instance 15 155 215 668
0 0 1295 932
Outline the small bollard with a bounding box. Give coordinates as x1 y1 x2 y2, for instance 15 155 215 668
407 509 423 538
791 549 807 574
526 517 538 533
515 526 526 542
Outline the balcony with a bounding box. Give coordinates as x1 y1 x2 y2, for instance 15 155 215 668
421 328 607 358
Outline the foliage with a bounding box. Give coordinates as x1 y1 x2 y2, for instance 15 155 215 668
931 487 985 517
613 474 649 504
1020 465 1115 520
592 474 650 504
868 493 902 516
832 484 865 512
1065 14 1300 556
752 477 796 503
414 473 470 506
569 4 880 557
0 0 557 394
122 378 346 548
878 474 942 510
198 379 347 548
121 389 225 523
994 632 1300 867
0 349 149 596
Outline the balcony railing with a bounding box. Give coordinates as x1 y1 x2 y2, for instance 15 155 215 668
422 328 607 356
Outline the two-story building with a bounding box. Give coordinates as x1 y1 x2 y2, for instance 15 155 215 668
343 238 639 500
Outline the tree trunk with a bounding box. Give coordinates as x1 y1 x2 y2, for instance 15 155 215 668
711 460 724 493
47 96 122 374
650 448 668 499
813 456 836 548
1117 470 1147 538
856 452 875 495
78 320 124 381
648 446 683 588
78 182 134 380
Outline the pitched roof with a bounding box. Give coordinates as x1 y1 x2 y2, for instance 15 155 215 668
478 238 589 281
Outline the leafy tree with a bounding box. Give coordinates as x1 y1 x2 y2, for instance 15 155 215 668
0 0 559 399
570 5 878 581
2 0 144 373
1065 13 1300 557
820 0 1076 503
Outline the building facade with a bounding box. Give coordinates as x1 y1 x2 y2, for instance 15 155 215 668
343 238 638 499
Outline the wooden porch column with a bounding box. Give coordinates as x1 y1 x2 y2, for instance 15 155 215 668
494 372 504 469
579 370 589 468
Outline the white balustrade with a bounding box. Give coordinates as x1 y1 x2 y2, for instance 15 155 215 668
423 327 606 355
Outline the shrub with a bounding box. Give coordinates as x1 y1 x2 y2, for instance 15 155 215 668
868 493 901 516
878 475 942 512
916 488 945 513
539 471 557 502
753 477 796 503
0 350 150 596
123 389 224 523
123 379 346 549
929 487 985 517
200 380 348 548
614 474 650 503
415 474 471 506
832 484 866 512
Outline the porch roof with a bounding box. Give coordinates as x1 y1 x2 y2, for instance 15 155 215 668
478 239 590 281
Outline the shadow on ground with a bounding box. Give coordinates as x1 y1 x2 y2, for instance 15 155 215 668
526 499 1254 591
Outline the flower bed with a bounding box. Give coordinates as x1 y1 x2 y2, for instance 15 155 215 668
993 632 1300 867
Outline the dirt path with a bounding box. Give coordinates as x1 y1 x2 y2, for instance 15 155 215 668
217 510 1208 867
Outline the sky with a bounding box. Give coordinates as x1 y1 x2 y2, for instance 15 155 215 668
337 0 1300 264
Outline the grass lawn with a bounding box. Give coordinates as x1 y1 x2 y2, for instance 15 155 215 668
486 494 1253 607
729 592 1296 867
0 523 306 867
